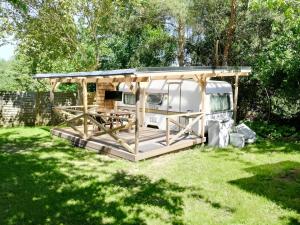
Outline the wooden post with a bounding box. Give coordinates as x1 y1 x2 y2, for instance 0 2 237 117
141 88 146 127
166 117 170 146
49 79 57 104
233 75 239 125
77 82 83 106
134 82 140 155
200 78 207 138
50 79 58 125
82 78 88 139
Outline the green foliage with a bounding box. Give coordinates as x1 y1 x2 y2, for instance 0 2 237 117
0 59 48 91
4 0 175 74
244 120 299 141
0 59 17 91
248 0 300 119
1 0 300 123
57 83 78 93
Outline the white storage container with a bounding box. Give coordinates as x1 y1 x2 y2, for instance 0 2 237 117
230 133 245 148
208 119 233 148
235 123 256 143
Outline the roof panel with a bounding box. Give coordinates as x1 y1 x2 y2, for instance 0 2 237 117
137 66 251 73
34 66 251 79
34 68 136 79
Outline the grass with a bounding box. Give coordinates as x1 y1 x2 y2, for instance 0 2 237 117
0 127 299 225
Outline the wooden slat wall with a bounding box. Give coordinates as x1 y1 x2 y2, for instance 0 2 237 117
96 82 116 111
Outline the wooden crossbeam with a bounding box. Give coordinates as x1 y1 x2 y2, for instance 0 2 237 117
166 111 203 119
168 114 203 145
91 124 127 137
54 108 78 119
55 105 99 109
67 122 85 138
56 113 84 127
88 115 134 153
87 112 132 122
59 108 84 114
169 118 198 136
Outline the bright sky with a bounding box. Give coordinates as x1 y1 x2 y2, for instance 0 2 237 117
0 43 16 60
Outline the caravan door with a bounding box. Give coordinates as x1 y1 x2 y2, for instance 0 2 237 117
167 82 182 113
167 82 183 131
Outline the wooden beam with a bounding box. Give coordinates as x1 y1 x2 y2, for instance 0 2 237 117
67 122 84 138
204 72 247 78
142 71 249 80
55 105 99 109
47 71 249 84
141 88 146 127
49 79 62 125
56 113 84 127
134 82 140 155
166 117 170 146
81 78 88 139
200 78 207 138
49 79 60 104
233 75 239 124
166 111 203 119
57 76 149 84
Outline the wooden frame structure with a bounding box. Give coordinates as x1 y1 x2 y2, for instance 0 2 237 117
35 66 251 161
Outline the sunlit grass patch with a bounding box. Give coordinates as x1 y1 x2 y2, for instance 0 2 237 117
0 127 299 225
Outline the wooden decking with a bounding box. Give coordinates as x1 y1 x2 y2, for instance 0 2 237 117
52 126 206 161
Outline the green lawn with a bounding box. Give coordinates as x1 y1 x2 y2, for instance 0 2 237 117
0 127 299 225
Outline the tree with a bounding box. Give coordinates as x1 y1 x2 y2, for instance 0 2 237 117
151 0 193 66
3 0 175 74
223 0 237 66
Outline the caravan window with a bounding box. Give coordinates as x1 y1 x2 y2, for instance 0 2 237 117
123 93 163 105
147 94 163 105
210 93 231 112
123 93 136 105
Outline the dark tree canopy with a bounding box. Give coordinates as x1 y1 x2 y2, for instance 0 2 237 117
0 0 299 121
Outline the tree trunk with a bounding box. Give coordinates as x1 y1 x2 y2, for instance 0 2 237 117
177 18 185 67
223 0 237 66
214 39 220 67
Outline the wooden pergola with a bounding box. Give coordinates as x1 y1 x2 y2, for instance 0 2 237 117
35 66 251 161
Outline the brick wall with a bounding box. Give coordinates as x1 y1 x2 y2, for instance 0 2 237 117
0 91 95 127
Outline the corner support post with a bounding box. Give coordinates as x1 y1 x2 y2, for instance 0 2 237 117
233 75 239 125
135 82 141 155
81 78 88 139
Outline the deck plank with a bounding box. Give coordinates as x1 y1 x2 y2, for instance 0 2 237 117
51 126 205 161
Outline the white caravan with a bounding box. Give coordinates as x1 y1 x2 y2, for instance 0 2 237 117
117 80 233 133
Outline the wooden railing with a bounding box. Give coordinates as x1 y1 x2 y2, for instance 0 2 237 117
54 105 136 153
166 112 204 146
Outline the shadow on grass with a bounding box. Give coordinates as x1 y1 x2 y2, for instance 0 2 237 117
204 140 300 167
230 161 300 216
210 140 300 155
0 128 193 225
243 140 300 154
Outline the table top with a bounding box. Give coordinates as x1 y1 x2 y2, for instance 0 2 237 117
96 110 134 116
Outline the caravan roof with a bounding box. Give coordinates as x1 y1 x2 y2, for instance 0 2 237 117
119 80 232 94
206 80 232 94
